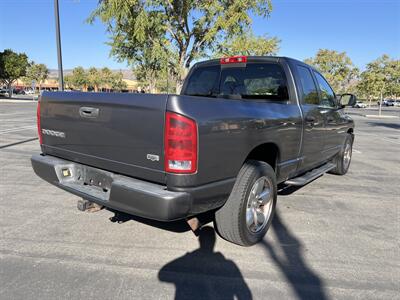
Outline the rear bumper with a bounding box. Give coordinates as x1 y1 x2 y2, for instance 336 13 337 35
31 154 234 221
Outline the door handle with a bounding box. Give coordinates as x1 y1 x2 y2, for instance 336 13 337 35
79 107 99 118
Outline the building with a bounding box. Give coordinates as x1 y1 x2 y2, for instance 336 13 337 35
13 78 140 93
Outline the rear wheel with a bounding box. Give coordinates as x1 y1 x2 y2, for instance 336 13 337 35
214 160 277 246
330 134 353 175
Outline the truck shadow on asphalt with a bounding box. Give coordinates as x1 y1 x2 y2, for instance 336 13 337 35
107 209 191 232
108 188 326 299
107 209 217 233
158 226 253 300
262 213 327 300
366 121 400 130
155 212 327 300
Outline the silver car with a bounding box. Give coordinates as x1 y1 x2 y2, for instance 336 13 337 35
0 89 10 98
354 101 367 108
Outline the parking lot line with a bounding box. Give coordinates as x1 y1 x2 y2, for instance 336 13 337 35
0 125 36 134
0 112 36 117
356 133 400 145
0 137 38 149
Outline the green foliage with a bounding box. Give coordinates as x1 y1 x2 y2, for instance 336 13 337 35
0 49 29 97
88 67 102 91
25 63 49 90
65 67 88 90
100 67 113 91
88 0 273 92
357 55 400 100
305 49 359 94
132 38 171 93
217 32 280 56
110 71 127 91
64 66 127 92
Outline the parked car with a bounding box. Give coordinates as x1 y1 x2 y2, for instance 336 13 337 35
386 100 395 106
0 89 9 98
14 89 28 95
378 99 389 106
31 56 355 246
353 101 367 108
379 99 396 106
393 100 400 107
24 89 35 95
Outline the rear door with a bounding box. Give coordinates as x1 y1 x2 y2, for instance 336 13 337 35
295 65 326 171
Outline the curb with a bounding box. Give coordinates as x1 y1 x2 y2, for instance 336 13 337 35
365 114 399 119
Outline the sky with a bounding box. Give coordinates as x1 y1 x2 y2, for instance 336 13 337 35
0 0 399 71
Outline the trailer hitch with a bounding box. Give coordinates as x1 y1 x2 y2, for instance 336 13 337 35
77 199 103 212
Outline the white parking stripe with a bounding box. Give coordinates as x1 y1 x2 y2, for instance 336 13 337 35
0 112 34 117
0 126 36 134
357 133 400 145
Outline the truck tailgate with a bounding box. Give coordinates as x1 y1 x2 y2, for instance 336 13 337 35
40 92 167 184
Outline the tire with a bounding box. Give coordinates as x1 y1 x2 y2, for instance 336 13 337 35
214 160 277 246
329 134 353 175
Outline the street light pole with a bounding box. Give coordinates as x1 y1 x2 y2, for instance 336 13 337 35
54 0 64 91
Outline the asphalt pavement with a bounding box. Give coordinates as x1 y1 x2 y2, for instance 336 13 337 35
0 101 399 299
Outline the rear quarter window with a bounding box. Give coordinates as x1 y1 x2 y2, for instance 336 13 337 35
184 65 220 97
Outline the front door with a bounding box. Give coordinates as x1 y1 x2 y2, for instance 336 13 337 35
313 71 343 159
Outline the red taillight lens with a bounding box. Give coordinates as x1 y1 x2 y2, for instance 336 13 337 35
164 112 197 173
220 55 247 64
37 99 43 145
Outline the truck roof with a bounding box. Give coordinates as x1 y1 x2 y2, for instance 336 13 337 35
193 56 305 68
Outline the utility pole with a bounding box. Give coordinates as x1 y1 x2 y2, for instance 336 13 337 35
54 0 64 91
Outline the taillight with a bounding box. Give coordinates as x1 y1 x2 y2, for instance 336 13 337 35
164 112 197 173
220 55 247 64
37 98 43 145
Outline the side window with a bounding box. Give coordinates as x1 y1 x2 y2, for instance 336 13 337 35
296 65 319 105
313 72 336 108
242 64 289 100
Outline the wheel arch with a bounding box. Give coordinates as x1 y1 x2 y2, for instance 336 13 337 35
347 128 354 143
244 142 280 171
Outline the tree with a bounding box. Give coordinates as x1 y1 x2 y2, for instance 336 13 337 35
64 74 73 89
385 58 400 98
304 49 358 94
111 71 127 91
0 49 29 97
25 63 49 92
132 40 171 93
87 67 102 92
66 67 88 91
100 67 113 91
357 55 400 106
88 0 273 92
216 32 280 56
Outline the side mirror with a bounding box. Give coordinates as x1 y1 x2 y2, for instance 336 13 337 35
339 93 357 108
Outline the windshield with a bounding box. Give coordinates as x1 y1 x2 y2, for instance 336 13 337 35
184 63 289 101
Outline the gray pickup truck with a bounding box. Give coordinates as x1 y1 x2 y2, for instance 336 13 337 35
31 56 355 246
